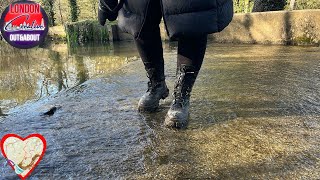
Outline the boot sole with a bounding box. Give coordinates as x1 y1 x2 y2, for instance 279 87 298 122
164 116 188 129
138 105 158 112
164 116 187 129
138 88 169 113
161 88 169 100
164 112 190 129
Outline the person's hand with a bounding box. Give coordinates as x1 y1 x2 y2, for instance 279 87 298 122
98 0 119 26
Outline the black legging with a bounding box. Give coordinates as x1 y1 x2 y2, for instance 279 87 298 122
134 0 207 81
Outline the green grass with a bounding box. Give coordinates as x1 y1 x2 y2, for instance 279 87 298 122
65 20 109 45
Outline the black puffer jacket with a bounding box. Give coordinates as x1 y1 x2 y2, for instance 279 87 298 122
118 0 233 39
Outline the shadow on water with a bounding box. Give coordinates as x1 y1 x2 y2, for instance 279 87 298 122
0 41 319 179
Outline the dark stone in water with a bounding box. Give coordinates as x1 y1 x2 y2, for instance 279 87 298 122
42 106 60 116
0 108 7 116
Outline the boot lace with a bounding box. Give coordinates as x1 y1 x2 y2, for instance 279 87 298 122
172 69 193 108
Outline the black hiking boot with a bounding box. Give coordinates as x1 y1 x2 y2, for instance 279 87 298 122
138 68 169 112
164 65 198 129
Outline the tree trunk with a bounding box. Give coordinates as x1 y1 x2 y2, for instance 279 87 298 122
69 0 79 22
252 0 286 12
49 0 55 26
41 0 55 26
246 0 252 13
91 0 97 17
290 0 296 10
58 0 64 24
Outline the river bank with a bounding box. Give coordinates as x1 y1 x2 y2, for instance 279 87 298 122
3 10 320 46
1 42 319 179
60 10 320 46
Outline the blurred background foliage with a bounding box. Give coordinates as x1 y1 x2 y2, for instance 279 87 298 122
234 0 320 13
0 0 320 26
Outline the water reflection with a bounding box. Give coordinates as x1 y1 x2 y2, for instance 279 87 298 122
0 41 138 112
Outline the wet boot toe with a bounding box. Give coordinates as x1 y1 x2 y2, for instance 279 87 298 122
138 81 169 112
164 108 189 129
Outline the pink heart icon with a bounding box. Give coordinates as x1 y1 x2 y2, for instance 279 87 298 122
1 134 47 180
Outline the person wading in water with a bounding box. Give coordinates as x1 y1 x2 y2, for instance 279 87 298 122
98 0 234 129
